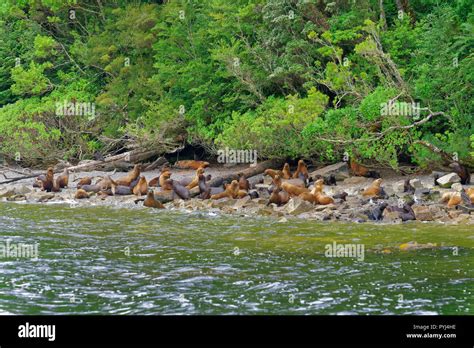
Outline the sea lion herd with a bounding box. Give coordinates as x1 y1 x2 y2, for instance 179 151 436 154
32 159 473 220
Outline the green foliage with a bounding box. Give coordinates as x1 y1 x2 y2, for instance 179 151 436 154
0 0 472 168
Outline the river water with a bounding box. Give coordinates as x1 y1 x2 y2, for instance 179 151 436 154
0 202 472 315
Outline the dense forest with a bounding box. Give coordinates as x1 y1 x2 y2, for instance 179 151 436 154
0 0 472 170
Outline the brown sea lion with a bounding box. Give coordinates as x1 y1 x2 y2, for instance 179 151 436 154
115 164 141 187
148 176 160 187
97 175 115 191
133 176 148 196
41 167 55 192
238 173 250 191
362 178 383 197
56 168 69 188
315 191 334 205
74 189 91 199
211 180 239 200
292 160 309 180
282 163 292 179
174 160 210 170
33 174 46 188
159 171 173 191
281 181 309 197
198 173 211 199
76 177 92 186
298 191 318 204
186 167 206 190
267 186 290 206
143 189 165 209
264 169 284 179
449 162 470 185
447 193 461 208
350 159 380 178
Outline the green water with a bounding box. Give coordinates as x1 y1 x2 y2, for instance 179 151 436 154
0 202 472 315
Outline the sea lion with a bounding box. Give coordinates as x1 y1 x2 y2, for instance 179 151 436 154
110 183 133 195
299 191 318 204
74 189 91 199
97 175 115 191
56 168 69 188
433 173 440 186
314 190 334 205
77 184 101 193
367 202 388 221
115 164 141 187
76 177 92 186
211 180 239 200
282 163 292 179
170 179 190 200
133 176 148 196
144 189 165 209
264 169 284 179
403 179 415 194
248 190 259 199
281 181 309 197
267 186 290 206
174 160 210 170
148 176 160 187
186 167 206 190
198 173 211 199
159 171 173 191
385 202 415 221
41 167 55 192
332 192 348 201
314 174 337 186
292 160 309 180
449 162 470 185
33 174 46 188
362 178 383 197
238 173 250 191
350 159 380 178
447 193 461 208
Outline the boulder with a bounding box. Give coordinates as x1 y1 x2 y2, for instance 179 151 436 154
309 162 349 181
383 210 401 222
436 173 461 188
284 197 315 215
451 183 463 192
410 179 423 189
392 180 406 194
0 188 15 198
413 205 434 221
14 185 32 195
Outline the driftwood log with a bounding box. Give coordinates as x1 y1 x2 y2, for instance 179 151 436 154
0 149 159 185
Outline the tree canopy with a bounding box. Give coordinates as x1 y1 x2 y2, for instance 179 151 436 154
0 0 472 168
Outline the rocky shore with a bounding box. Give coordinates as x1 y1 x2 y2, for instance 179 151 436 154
1 162 473 225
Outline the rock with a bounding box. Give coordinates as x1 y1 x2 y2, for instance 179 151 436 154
393 180 406 194
263 175 273 185
210 198 236 208
448 210 462 219
309 162 349 181
383 210 401 222
14 185 32 195
454 214 471 224
0 188 15 198
410 179 423 189
36 193 55 202
413 205 434 221
436 173 461 188
284 197 315 215
278 217 288 223
451 183 463 192
233 196 251 209
6 194 26 201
